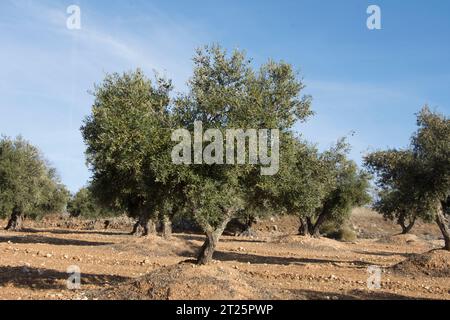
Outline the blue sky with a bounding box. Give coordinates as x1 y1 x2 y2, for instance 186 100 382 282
0 0 449 192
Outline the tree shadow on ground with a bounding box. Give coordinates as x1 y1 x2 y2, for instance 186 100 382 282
173 233 205 242
353 250 412 258
175 233 266 244
288 288 423 300
220 238 266 244
17 228 129 237
0 266 130 290
212 250 374 267
0 234 113 246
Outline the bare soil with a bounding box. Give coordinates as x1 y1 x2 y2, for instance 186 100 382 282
0 208 449 300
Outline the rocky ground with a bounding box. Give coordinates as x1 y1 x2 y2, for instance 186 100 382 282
0 208 449 300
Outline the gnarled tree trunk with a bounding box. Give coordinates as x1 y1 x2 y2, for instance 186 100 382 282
311 211 327 237
398 214 416 234
162 215 172 239
239 216 257 237
131 215 150 236
197 214 232 265
298 217 310 236
5 207 24 231
148 219 157 235
299 216 324 237
436 206 450 251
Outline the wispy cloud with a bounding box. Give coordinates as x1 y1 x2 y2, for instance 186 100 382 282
0 0 209 191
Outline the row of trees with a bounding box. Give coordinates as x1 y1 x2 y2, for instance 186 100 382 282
0 136 69 230
80 45 372 264
1 45 447 264
0 138 116 228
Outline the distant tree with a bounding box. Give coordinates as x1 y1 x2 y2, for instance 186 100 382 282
365 106 450 250
307 140 371 237
262 136 329 236
172 45 313 264
81 69 173 236
283 139 371 237
33 178 70 220
67 187 112 218
0 136 69 231
374 189 418 234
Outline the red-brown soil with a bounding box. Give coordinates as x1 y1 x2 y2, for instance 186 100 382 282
0 208 448 300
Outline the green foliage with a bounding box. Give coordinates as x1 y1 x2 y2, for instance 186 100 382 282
273 137 371 236
320 222 357 242
318 141 372 227
81 44 372 261
373 189 418 231
0 136 69 219
67 187 112 218
81 69 174 220
172 45 313 232
365 106 450 222
365 106 450 247
263 136 328 218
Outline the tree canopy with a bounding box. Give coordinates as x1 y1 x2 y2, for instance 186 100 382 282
81 69 174 235
0 136 69 230
67 187 114 219
365 106 450 250
169 45 313 263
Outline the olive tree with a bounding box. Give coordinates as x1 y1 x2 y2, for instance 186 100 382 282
307 141 371 237
0 136 69 231
280 138 371 237
261 136 329 235
81 69 173 236
171 45 313 264
374 189 418 234
67 187 114 218
365 106 450 250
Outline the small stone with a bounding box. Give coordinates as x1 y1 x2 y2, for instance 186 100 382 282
141 259 151 265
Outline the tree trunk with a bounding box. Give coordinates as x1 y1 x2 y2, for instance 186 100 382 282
197 216 232 265
306 217 315 235
148 219 157 235
197 231 219 265
436 206 450 251
162 215 172 239
399 214 416 234
311 211 327 237
5 208 24 231
298 217 309 236
239 216 257 237
131 215 150 236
